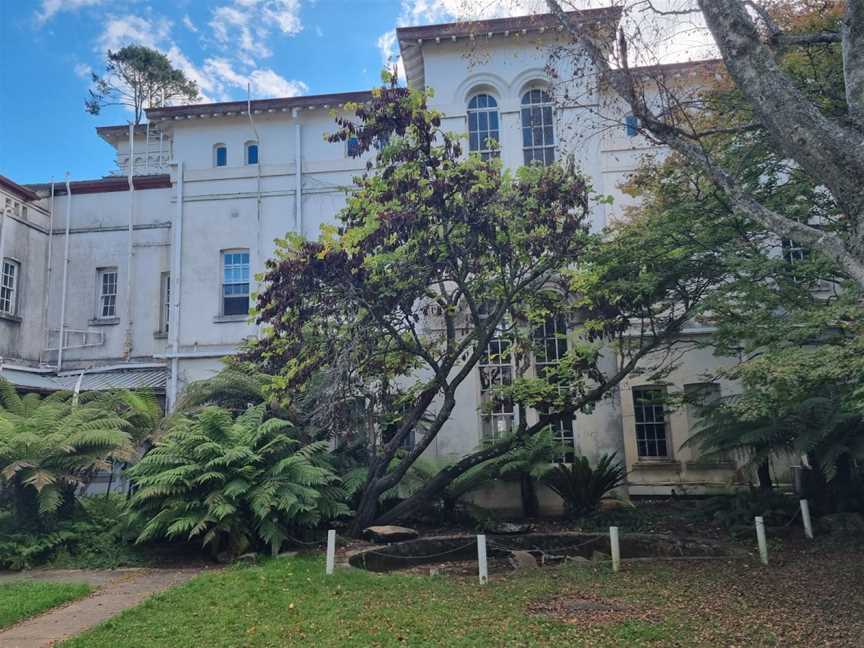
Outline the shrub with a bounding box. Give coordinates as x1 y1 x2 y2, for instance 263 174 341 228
127 405 349 557
542 453 626 518
0 380 157 527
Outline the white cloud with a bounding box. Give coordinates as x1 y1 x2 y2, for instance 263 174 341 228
36 0 105 24
73 62 92 78
209 1 303 59
96 14 173 52
249 69 308 97
181 14 198 33
376 30 405 81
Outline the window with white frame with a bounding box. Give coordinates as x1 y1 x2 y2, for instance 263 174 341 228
222 250 250 316
467 94 500 160
479 323 514 443
96 267 118 319
245 141 259 165
159 272 171 334
521 89 555 166
0 259 19 316
534 314 574 462
214 144 228 167
633 386 670 458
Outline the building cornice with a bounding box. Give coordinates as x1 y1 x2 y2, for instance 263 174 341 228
27 174 172 197
0 175 40 202
144 90 373 123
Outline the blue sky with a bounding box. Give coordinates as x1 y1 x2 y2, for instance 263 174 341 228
0 0 505 184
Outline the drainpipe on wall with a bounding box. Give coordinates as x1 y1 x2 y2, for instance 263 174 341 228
124 123 136 359
57 173 72 372
247 84 264 312
294 116 302 236
40 181 56 365
0 194 6 291
167 161 184 411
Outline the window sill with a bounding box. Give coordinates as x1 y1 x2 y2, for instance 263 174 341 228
632 460 679 470
153 331 168 339
0 312 22 324
685 460 736 471
88 317 120 326
213 315 249 324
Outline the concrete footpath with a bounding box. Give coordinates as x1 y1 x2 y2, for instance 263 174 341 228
0 567 208 647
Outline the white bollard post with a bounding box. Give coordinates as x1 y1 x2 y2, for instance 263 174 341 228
477 534 488 585
609 526 621 573
800 499 814 539
325 529 336 575
755 516 768 565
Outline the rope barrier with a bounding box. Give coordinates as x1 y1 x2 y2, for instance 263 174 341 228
361 540 478 561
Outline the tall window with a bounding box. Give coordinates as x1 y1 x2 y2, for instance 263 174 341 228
245 141 259 165
222 250 250 316
159 272 171 334
534 314 574 462
479 326 514 443
214 144 228 167
467 94 500 160
521 89 555 166
0 259 19 316
346 136 362 157
96 267 118 319
633 387 670 458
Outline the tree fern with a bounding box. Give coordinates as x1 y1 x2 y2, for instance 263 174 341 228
127 404 348 557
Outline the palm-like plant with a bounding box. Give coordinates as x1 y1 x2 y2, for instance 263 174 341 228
542 453 626 518
128 404 348 557
0 379 136 527
487 428 563 518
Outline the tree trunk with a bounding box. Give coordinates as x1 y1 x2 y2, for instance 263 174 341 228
520 473 539 519
757 460 773 492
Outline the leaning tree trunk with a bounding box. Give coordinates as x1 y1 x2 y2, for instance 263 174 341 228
757 460 773 492
520 473 539 519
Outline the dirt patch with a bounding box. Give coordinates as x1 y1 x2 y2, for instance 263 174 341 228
528 593 661 626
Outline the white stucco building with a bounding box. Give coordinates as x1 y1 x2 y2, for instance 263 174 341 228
0 8 753 505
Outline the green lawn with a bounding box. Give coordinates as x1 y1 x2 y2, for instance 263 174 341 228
0 580 91 629
61 545 864 648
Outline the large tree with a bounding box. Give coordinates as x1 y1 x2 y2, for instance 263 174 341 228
249 77 733 533
85 45 199 124
545 0 864 287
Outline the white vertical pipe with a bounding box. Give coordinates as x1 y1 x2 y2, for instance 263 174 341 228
124 123 135 358
295 122 302 236
800 500 814 539
609 526 621 572
755 516 768 565
40 181 56 364
56 174 72 372
167 161 184 411
325 529 336 575
477 534 488 585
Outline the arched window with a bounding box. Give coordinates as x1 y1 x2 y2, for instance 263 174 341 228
467 94 500 160
521 89 555 165
214 144 228 167
245 141 259 165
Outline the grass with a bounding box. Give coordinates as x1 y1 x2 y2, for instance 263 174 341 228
61 540 864 647
67 547 864 648
0 580 91 629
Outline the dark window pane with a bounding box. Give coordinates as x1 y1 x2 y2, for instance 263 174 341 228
223 296 249 316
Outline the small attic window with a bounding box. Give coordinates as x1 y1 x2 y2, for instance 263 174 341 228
245 141 259 165
625 115 639 137
346 136 362 157
214 144 228 167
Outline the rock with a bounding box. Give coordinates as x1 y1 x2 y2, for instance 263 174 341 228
507 550 539 570
591 550 610 563
235 552 259 563
819 512 864 535
363 525 419 543
487 521 533 535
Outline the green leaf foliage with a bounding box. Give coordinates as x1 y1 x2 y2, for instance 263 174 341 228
542 453 626 518
127 404 348 557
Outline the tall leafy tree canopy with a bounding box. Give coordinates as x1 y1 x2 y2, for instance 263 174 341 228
85 45 199 124
249 76 732 533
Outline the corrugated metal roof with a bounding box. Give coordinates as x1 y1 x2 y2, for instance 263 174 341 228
1 366 166 393
0 369 61 392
